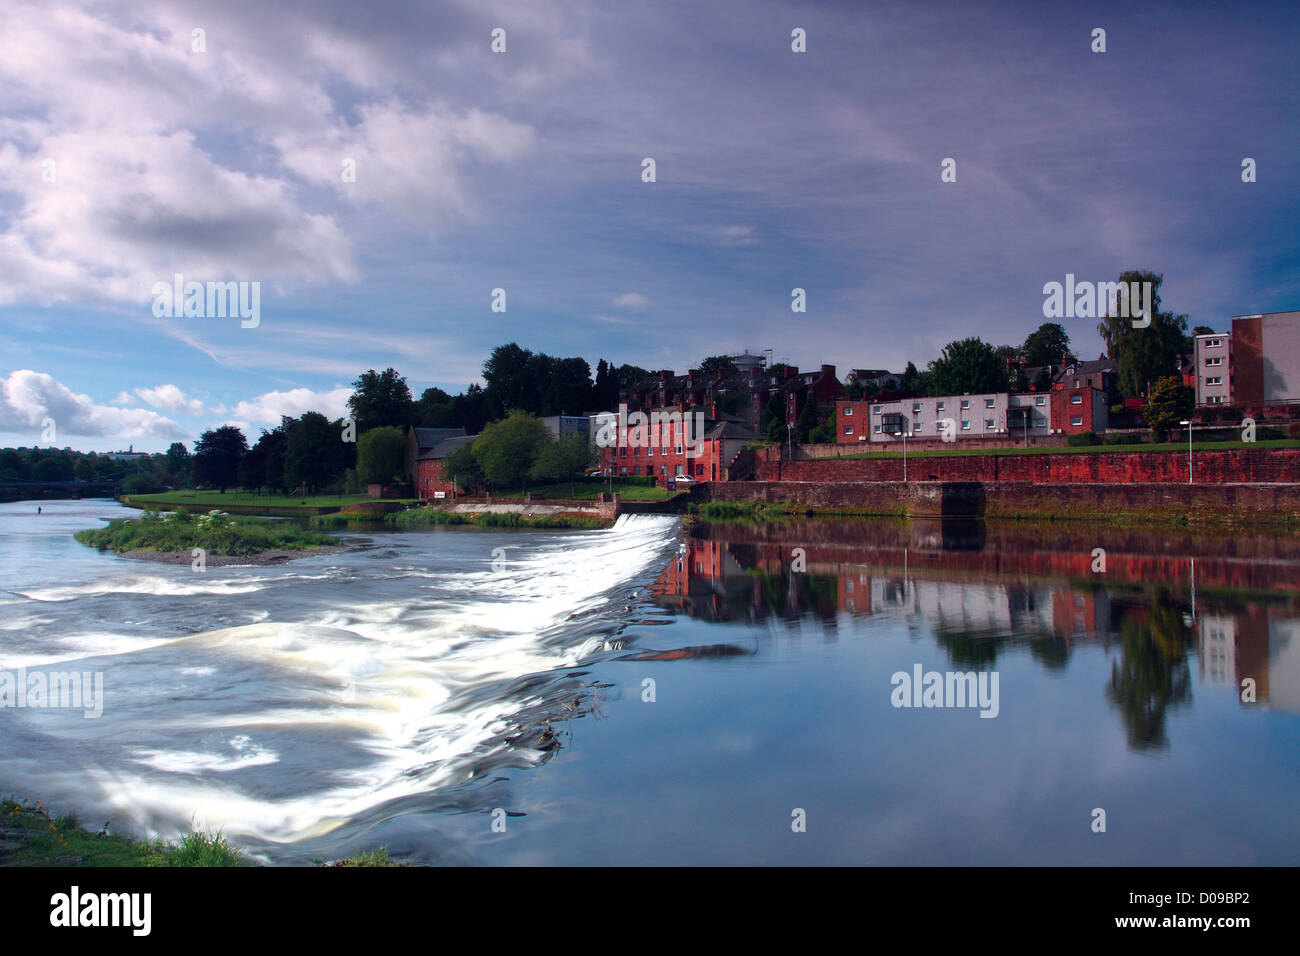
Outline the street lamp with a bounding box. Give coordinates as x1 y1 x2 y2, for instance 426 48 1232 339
900 423 908 483
1179 419 1193 484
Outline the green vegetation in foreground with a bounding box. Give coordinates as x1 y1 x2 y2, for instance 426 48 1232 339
325 847 399 867
387 507 605 530
74 509 338 556
126 490 416 509
0 796 245 866
833 438 1300 460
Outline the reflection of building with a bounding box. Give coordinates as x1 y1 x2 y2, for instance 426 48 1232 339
1194 607 1300 713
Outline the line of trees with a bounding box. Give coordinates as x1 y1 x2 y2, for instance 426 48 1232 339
0 444 192 497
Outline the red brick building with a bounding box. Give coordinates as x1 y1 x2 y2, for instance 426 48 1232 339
406 427 475 499
597 409 758 483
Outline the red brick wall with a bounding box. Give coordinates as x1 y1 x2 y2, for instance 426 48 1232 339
757 447 1300 484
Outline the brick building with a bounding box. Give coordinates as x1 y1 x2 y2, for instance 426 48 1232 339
597 410 758 483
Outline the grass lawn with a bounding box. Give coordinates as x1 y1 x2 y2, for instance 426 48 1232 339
497 481 674 501
126 490 413 508
833 438 1300 460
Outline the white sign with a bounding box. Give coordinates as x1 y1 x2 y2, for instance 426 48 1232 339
434 491 446 499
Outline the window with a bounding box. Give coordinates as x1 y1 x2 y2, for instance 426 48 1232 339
873 405 883 415
1071 394 1083 404
961 420 971 430
912 403 921 413
985 418 994 428
1209 395 1225 404
675 465 684 477
985 398 995 408
1207 338 1222 347
695 464 704 476
843 426 853 435
936 401 945 411
844 406 853 416
1035 396 1046 406
873 425 881 434
648 446 654 456
1206 356 1222 366
1071 416 1083 426
1206 376 1222 385
1073 378 1080 388
960 399 970 409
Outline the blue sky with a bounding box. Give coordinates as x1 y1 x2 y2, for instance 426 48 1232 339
1 0 1297 451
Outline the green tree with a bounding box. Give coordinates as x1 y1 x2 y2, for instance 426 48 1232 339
284 412 345 493
193 425 248 493
926 338 1010 396
348 368 414 432
1192 325 1215 336
441 441 484 492
542 356 593 415
698 355 739 376
593 359 618 410
165 442 191 485
356 425 407 484
795 396 819 443
1097 271 1188 399
1144 376 1194 441
529 433 594 495
413 387 456 428
482 343 535 418
472 409 551 491
32 456 74 482
1009 368 1030 392
1022 322 1071 368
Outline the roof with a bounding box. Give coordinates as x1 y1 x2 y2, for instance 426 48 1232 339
1059 359 1116 376
416 434 476 461
701 421 760 441
411 426 466 451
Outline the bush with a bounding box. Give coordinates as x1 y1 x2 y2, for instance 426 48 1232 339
1103 433 1142 445
121 474 161 494
1066 431 1098 446
1289 422 1300 440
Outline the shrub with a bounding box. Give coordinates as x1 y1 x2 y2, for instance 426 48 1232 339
1289 422 1300 440
1103 433 1142 445
1066 431 1098 446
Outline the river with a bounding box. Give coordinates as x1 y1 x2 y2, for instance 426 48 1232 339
1 499 1297 864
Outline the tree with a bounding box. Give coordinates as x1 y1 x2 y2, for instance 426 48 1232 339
1033 367 1054 392
32 456 73 482
348 368 414 432
542 356 593 415
1192 325 1215 336
1144 376 1194 441
284 411 346 493
698 355 739 377
529 433 593 495
193 426 247 492
441 441 484 492
165 442 191 485
237 444 267 491
614 363 652 389
356 425 407 484
795 395 820 443
761 392 786 442
1022 322 1071 368
414 387 456 428
593 359 618 410
1096 271 1188 399
925 338 1010 396
1009 368 1030 392
472 409 551 491
482 343 535 417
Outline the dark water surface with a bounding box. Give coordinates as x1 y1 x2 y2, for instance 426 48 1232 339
1 499 1296 864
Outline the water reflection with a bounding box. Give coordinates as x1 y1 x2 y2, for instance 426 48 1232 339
649 517 1300 751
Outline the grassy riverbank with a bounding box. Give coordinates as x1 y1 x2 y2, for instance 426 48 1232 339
75 510 338 556
387 507 605 530
1 796 397 867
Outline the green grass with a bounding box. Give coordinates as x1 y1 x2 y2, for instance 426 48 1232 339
832 438 1300 460
75 510 338 556
491 481 674 501
327 847 398 867
0 797 245 866
388 507 605 530
127 491 417 509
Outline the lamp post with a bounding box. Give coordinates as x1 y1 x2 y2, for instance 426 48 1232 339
901 424 908 483
1179 419 1193 484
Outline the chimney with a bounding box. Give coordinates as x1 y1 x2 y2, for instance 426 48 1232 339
659 369 673 382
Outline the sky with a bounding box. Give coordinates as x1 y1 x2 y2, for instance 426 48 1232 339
1 0 1297 452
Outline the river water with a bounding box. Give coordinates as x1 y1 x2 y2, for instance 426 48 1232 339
1 499 1297 864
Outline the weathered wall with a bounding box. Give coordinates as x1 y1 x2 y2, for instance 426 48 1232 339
756 447 1300 484
697 479 1300 520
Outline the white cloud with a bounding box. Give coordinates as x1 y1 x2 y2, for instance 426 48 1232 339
134 384 204 416
0 369 185 440
613 292 650 308
231 387 352 424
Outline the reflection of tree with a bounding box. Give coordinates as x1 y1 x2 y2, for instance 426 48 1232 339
1028 635 1070 670
746 566 838 619
932 625 1004 668
1106 595 1193 751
